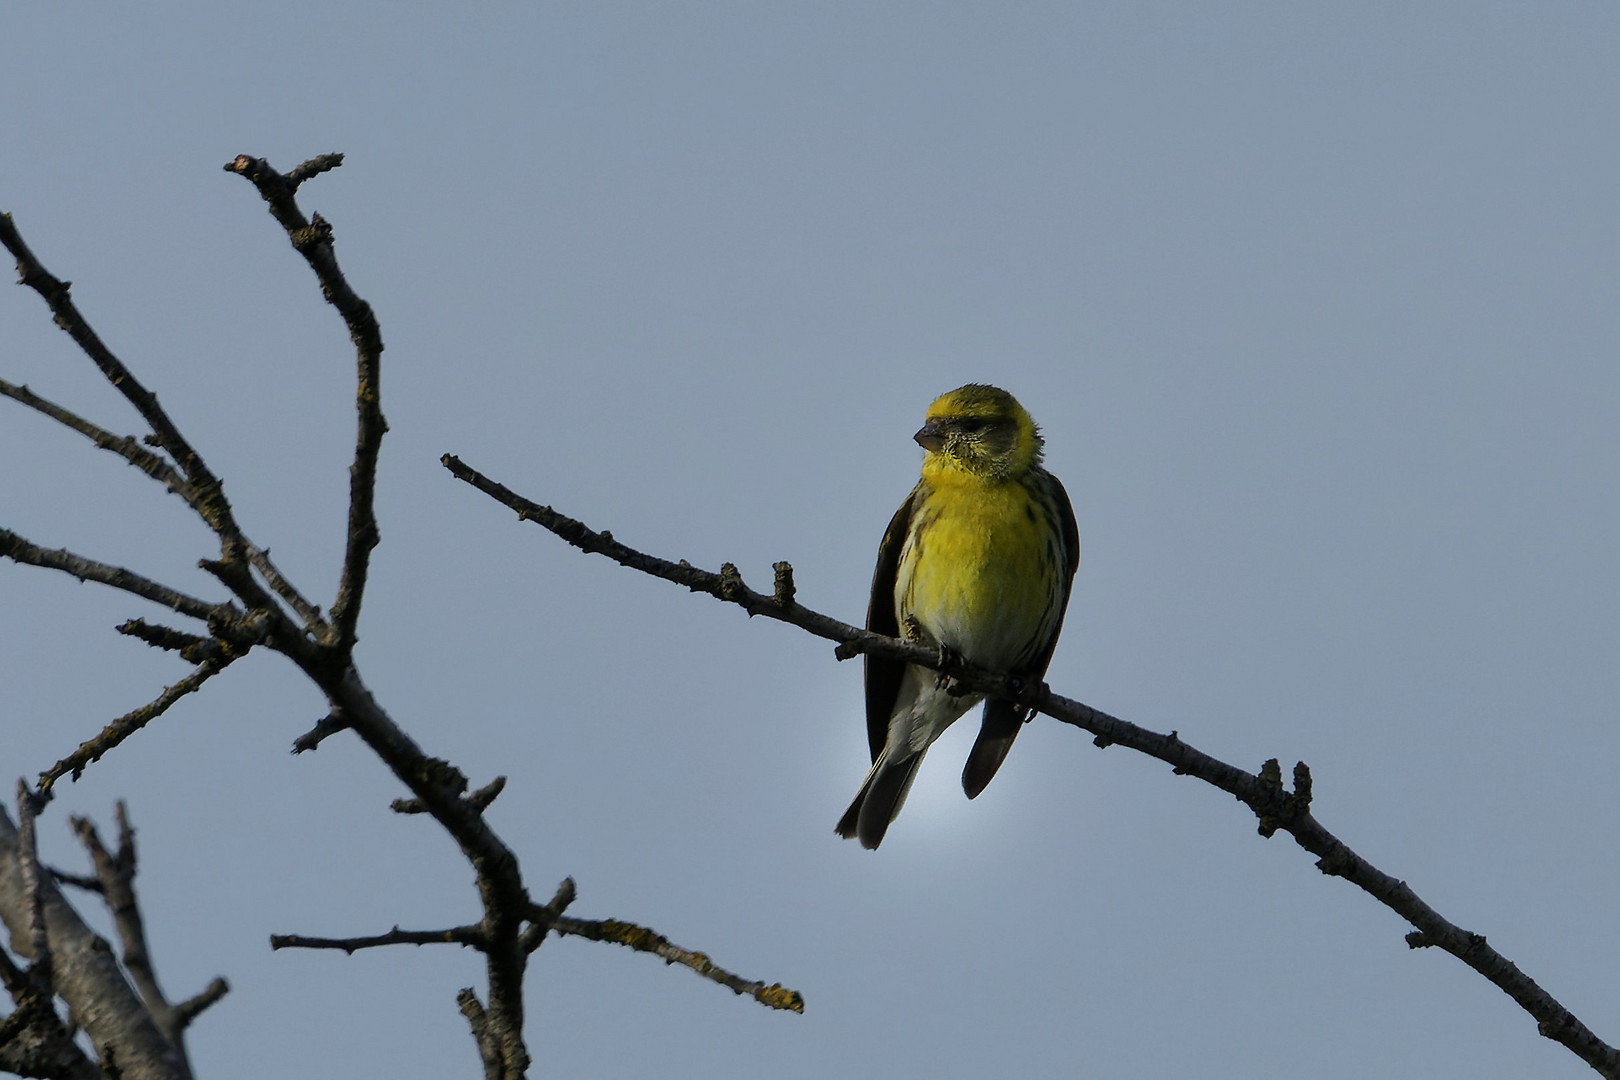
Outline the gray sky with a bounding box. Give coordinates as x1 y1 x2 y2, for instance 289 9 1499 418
3 4 1618 1077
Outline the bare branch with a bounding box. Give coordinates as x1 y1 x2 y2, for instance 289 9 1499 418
244 545 324 635
0 378 186 494
15 785 52 989
170 977 228 1033
552 915 804 1014
0 529 223 624
289 714 349 754
223 155 385 655
0 213 247 553
0 925 97 1080
392 775 506 816
0 802 187 1080
2 213 327 645
0 972 99 1080
445 455 1620 1075
39 657 237 793
49 867 105 893
114 619 217 663
270 925 483 954
456 988 504 1080
71 808 162 1019
65 805 229 1050
518 878 577 954
3 160 801 1080
286 152 344 188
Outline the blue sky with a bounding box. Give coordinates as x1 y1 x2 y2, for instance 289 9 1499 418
3 5 1619 1077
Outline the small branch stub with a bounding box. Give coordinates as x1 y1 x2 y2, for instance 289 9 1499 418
772 561 796 607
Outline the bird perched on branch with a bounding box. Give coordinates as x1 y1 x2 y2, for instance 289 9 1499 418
836 384 1079 850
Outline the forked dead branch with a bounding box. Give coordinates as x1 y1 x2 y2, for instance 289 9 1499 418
0 154 799 1080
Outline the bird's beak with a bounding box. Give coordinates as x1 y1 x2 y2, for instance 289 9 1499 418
914 422 945 452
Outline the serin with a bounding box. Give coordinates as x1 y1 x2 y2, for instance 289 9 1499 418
837 384 1079 850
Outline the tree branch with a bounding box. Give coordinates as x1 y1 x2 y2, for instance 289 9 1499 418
0 213 248 556
38 657 238 794
456 988 503 1080
517 878 576 954
0 939 99 1080
3 160 803 1080
170 977 229 1033
69 804 228 1051
552 915 805 1014
0 800 189 1080
443 453 1620 1076
270 925 484 954
0 377 186 494
0 529 224 624
223 155 385 654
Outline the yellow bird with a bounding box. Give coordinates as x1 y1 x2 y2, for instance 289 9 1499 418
837 384 1079 849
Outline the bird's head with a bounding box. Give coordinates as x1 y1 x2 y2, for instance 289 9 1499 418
915 384 1043 479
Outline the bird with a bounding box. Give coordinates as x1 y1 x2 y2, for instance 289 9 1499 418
836 384 1079 850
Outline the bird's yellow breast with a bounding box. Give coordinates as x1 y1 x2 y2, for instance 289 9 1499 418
895 470 1059 672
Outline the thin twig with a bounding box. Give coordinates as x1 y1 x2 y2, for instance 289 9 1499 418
0 528 223 623
39 658 237 792
552 915 804 1014
0 212 247 550
0 378 185 493
50 867 105 893
286 153 344 188
393 775 506 816
444 454 1620 1076
270 925 484 954
518 878 577 954
71 806 167 1018
245 544 325 635
171 977 229 1032
67 804 227 1047
117 618 211 655
290 713 349 754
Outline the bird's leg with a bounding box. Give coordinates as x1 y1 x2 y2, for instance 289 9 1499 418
1007 674 1035 721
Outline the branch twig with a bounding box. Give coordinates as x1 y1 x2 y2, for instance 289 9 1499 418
0 528 223 623
0 212 248 551
71 803 230 1041
553 915 804 1014
270 925 484 954
517 877 576 954
40 658 238 792
0 377 186 493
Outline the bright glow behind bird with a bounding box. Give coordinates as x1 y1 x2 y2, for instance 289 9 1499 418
836 384 1080 850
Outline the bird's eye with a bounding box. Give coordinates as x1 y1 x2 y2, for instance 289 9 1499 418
956 417 986 433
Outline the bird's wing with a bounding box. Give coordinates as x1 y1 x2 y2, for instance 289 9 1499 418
864 485 919 763
962 470 1080 799
1026 468 1081 682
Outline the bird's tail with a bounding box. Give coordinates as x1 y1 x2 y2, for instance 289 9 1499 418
961 697 1026 800
835 748 926 850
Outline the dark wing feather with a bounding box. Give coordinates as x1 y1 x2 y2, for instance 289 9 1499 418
1024 468 1081 682
962 697 1022 799
864 486 919 762
961 469 1081 798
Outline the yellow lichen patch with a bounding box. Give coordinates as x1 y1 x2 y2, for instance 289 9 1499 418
756 984 806 1013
